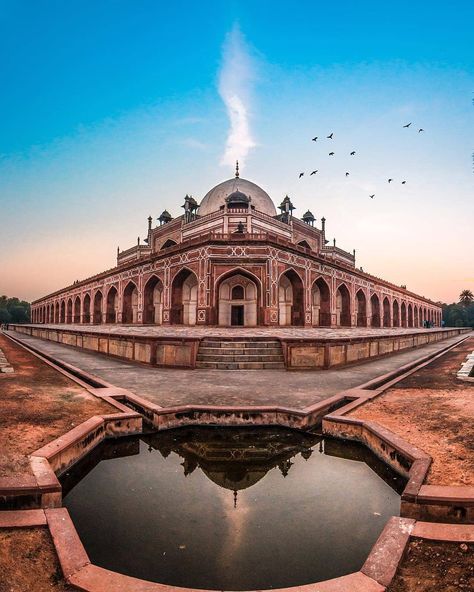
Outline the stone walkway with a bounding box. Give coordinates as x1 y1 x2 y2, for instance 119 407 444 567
24 323 451 340
6 330 469 410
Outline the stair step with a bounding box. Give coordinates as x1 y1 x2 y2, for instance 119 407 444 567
197 354 284 362
201 340 280 348
196 361 286 370
198 347 283 356
196 337 285 370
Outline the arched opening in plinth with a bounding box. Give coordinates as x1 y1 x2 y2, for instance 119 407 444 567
93 291 103 324
356 290 367 327
217 272 258 327
278 269 304 326
311 277 331 326
143 276 163 324
83 294 91 323
401 302 407 327
171 269 198 325
393 300 400 327
408 304 413 328
73 296 81 323
66 298 73 324
370 293 381 327
106 287 118 324
336 283 351 327
122 281 139 324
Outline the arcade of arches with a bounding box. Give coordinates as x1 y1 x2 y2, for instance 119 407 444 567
31 271 442 328
31 173 442 328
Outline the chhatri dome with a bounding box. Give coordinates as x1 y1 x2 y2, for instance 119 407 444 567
197 162 277 217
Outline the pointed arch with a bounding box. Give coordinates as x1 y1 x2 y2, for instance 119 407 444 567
370 293 381 327
73 296 81 323
393 300 400 327
408 303 413 327
171 268 198 325
83 293 91 323
356 289 367 327
143 275 164 324
66 298 73 324
106 286 118 323
93 291 103 324
414 305 418 327
336 283 351 327
278 268 304 326
122 280 139 324
217 271 259 326
401 301 407 327
311 276 331 326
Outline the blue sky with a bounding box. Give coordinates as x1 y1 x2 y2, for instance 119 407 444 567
1 0 473 302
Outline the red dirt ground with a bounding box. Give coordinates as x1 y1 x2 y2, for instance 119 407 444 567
350 338 474 486
0 334 113 477
387 539 473 592
0 528 72 592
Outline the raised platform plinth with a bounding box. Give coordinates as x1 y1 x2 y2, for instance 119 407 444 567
7 324 470 370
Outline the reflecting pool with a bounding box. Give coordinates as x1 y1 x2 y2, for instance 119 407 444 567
62 427 405 590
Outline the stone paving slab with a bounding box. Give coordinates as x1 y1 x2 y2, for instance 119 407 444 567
7 330 468 410
24 323 454 339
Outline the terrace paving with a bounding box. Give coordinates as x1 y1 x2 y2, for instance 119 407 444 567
24 323 455 340
6 330 469 410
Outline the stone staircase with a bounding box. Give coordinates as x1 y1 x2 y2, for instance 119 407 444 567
196 338 285 370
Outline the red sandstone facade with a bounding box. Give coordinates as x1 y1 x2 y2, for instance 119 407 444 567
31 173 442 328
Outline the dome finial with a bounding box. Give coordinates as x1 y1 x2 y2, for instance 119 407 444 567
235 160 240 178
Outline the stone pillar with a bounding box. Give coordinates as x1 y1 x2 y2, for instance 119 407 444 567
162 265 171 325
196 251 209 325
330 276 338 327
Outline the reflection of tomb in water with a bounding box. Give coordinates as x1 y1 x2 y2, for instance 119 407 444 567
142 428 321 500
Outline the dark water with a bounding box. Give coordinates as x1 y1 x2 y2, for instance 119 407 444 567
62 427 404 590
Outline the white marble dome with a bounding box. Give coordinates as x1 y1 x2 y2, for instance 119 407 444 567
198 177 277 217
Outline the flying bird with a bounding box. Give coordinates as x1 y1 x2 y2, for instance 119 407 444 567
388 178 393 183
299 172 304 178
401 181 407 184
327 133 333 139
310 170 318 175
350 151 356 155
329 152 335 156
345 172 349 177
418 128 424 133
369 194 375 199
403 123 412 128
312 137 318 142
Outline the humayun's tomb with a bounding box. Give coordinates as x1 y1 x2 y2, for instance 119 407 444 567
30 165 442 329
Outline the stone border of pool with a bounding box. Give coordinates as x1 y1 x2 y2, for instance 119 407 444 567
1 508 473 592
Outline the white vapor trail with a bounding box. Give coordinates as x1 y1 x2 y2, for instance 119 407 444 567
218 26 256 170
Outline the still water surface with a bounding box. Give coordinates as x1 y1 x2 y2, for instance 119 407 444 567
62 427 404 590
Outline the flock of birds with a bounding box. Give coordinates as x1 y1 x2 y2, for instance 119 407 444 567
298 123 425 198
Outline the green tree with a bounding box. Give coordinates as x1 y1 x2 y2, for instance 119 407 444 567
0 295 31 324
459 289 474 307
